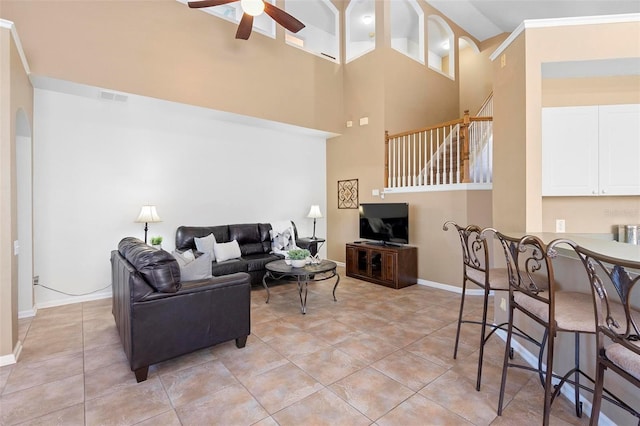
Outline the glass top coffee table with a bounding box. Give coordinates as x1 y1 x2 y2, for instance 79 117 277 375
262 259 340 314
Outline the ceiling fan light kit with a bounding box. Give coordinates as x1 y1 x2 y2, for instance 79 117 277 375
240 0 264 16
188 0 305 40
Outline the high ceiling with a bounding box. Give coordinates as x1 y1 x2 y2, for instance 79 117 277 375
426 0 640 41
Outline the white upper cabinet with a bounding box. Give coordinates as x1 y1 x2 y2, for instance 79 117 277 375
598 104 640 195
542 104 640 196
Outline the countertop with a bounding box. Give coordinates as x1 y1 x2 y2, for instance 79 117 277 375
499 232 640 264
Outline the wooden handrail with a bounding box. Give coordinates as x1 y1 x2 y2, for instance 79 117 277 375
476 91 494 116
387 118 464 139
387 116 492 140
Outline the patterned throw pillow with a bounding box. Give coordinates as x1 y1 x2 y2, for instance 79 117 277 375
270 227 296 253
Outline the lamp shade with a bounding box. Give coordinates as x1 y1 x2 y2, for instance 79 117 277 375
135 205 162 223
307 205 323 219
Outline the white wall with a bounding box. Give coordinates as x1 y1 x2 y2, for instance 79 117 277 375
33 88 327 307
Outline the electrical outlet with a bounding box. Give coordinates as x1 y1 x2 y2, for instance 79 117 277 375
500 297 507 311
556 219 566 233
33 275 39 286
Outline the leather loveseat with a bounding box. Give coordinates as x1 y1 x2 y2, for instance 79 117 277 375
175 222 302 286
111 237 251 382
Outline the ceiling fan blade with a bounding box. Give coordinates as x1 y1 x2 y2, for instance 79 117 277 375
263 2 305 33
188 0 237 9
236 13 253 40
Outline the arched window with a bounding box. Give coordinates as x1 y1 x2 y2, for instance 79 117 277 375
285 0 340 62
345 0 376 63
390 0 424 64
427 15 454 79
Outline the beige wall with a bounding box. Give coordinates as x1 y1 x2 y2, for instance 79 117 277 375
459 33 507 116
491 33 528 232
0 25 33 359
0 0 344 133
542 75 640 106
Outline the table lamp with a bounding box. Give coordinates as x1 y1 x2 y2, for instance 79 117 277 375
307 205 323 240
135 205 162 244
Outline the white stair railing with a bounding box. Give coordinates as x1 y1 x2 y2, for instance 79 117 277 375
385 94 493 190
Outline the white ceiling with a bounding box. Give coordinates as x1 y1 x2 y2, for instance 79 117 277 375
426 0 640 41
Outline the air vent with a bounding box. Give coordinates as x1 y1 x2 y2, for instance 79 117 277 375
99 91 128 102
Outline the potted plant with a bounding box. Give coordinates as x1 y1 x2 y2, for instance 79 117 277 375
150 236 163 249
287 248 310 268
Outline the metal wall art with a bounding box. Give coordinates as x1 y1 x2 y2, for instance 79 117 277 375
338 179 358 209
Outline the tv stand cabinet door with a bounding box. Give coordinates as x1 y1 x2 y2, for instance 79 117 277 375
382 252 396 284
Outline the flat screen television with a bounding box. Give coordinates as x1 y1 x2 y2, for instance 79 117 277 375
359 203 409 245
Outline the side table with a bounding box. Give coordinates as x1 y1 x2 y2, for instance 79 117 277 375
296 237 326 256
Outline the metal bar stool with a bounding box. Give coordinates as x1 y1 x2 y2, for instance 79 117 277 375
443 221 515 391
570 244 640 425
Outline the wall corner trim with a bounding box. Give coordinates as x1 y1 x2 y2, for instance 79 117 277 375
0 19 31 75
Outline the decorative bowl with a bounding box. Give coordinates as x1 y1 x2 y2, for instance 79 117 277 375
291 259 307 268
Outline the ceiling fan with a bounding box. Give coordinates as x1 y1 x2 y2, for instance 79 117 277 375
188 0 305 40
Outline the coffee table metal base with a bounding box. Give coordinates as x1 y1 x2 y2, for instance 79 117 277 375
262 260 340 314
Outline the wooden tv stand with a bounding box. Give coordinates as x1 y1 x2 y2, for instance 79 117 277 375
345 242 417 289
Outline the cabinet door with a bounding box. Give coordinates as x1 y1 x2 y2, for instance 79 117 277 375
598 104 640 196
369 250 383 280
542 106 599 196
346 247 357 275
382 252 396 283
356 249 369 276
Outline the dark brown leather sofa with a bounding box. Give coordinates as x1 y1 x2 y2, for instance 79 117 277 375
111 237 251 382
175 222 303 286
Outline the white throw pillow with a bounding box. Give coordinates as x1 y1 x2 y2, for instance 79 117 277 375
194 233 216 261
172 251 213 281
214 239 242 262
172 249 195 264
182 249 196 262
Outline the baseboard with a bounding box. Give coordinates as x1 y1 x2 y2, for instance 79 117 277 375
418 278 486 296
18 306 37 319
35 288 112 310
494 329 615 426
0 340 22 366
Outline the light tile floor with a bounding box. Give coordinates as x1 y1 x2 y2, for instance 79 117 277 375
0 267 591 425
